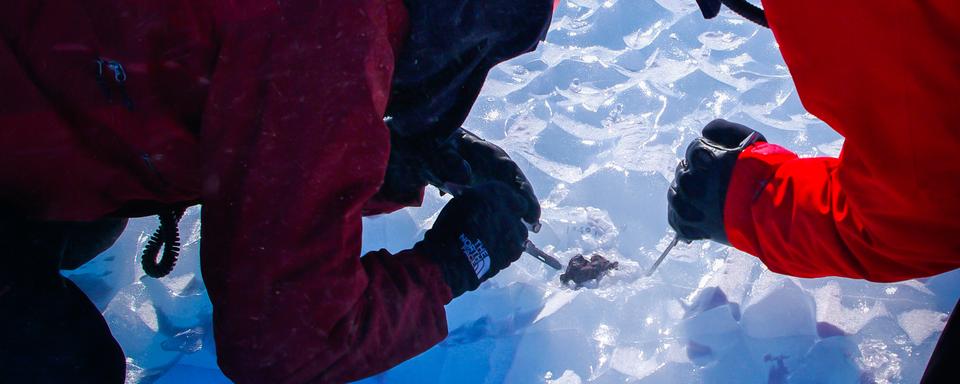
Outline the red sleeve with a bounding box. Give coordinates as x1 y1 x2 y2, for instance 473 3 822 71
725 0 960 282
198 1 452 382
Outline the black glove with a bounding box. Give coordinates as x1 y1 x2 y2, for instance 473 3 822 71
442 129 541 227
379 128 541 227
415 182 530 298
667 119 765 245
694 0 768 28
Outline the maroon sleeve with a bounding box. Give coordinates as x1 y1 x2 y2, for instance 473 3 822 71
723 0 960 282
362 187 425 216
198 1 452 382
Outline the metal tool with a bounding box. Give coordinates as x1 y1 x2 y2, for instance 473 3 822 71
524 240 564 270
522 221 562 269
645 234 680 276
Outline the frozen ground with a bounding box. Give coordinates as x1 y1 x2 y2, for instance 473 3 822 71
64 0 959 383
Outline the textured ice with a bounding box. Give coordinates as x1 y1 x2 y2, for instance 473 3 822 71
741 280 817 339
897 310 949 346
60 0 959 383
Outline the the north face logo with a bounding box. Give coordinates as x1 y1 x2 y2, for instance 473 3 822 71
459 234 491 278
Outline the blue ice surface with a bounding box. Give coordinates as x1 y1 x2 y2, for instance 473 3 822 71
64 0 960 383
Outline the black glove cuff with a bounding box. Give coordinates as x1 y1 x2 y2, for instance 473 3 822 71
415 239 479 299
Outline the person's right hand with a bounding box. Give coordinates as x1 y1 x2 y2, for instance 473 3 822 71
415 182 530 298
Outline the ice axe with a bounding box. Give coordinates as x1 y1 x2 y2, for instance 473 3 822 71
645 234 680 277
524 239 563 270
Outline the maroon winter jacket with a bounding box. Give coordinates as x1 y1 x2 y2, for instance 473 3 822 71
1 1 453 382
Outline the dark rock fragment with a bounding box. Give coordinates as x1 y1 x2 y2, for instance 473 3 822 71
559 254 618 287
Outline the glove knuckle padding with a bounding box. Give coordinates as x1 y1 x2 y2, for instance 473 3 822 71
687 143 716 170
702 118 767 147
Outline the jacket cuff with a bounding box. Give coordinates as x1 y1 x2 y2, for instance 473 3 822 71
723 142 799 256
362 187 426 216
406 248 455 305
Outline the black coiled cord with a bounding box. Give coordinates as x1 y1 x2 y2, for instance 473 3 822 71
720 0 768 28
141 207 186 278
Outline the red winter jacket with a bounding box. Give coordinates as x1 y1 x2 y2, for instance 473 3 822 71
0 1 452 382
724 0 960 282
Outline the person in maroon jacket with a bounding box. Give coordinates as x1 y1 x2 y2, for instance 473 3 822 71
672 1 960 381
0 0 555 382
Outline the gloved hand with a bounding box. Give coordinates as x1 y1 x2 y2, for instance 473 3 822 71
415 182 530 298
667 119 765 245
379 128 541 227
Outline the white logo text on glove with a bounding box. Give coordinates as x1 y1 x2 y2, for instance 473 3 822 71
459 234 491 278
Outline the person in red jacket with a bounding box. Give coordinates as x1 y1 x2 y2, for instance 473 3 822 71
0 0 554 382
672 1 960 381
